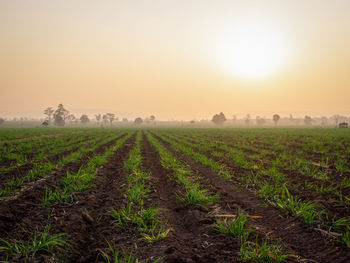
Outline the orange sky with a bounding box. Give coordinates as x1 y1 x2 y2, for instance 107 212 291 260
0 0 349 120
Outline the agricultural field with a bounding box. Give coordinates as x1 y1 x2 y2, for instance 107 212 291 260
0 127 350 262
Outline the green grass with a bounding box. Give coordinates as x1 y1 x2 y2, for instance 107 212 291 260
177 182 218 207
240 240 287 262
0 226 68 258
214 210 252 241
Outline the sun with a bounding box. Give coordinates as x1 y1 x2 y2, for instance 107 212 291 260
215 21 290 79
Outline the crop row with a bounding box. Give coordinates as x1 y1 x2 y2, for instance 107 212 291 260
147 131 288 261
0 131 126 197
153 131 350 247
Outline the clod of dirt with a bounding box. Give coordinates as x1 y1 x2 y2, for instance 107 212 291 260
81 209 94 224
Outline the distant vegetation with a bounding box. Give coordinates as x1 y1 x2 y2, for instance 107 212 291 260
0 106 349 128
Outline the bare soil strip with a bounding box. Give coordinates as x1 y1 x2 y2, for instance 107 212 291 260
152 132 350 263
140 132 240 263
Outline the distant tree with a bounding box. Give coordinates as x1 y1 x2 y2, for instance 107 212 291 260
232 115 237 124
332 115 341 128
95 114 101 125
44 107 54 124
54 115 65 126
122 118 128 123
0 118 4 125
80 115 90 124
212 112 227 125
67 114 76 124
273 114 280 125
145 115 156 124
321 116 328 126
106 113 116 126
256 116 266 125
245 114 251 125
304 115 312 125
53 104 69 126
42 120 49 127
289 114 294 124
134 117 143 125
102 114 108 126
190 120 195 124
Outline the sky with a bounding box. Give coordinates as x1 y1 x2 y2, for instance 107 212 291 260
0 0 349 120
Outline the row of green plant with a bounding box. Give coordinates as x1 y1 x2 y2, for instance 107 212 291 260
107 132 168 262
155 132 350 247
0 132 125 197
0 127 72 141
152 131 289 261
146 132 218 207
167 132 350 210
215 210 287 262
170 129 350 177
0 132 91 173
0 226 68 261
42 132 133 206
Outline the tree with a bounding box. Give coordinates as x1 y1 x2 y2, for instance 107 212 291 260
80 115 90 124
44 107 54 124
321 116 328 126
212 112 227 125
95 114 101 125
150 115 155 121
42 120 49 127
122 118 128 123
67 114 76 124
304 115 312 125
0 118 4 125
53 104 69 126
232 115 237 124
256 116 266 125
134 117 143 125
245 114 251 125
332 115 341 128
273 114 280 125
106 113 116 126
102 114 108 126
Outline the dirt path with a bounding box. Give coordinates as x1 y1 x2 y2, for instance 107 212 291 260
140 132 240 263
152 132 350 263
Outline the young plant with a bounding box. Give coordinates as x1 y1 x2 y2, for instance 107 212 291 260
141 224 172 243
99 240 137 263
176 183 218 207
240 240 287 263
214 210 252 241
0 226 68 258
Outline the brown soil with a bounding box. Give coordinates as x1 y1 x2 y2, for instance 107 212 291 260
0 132 136 262
152 132 350 263
139 132 240 262
0 134 127 199
167 134 350 222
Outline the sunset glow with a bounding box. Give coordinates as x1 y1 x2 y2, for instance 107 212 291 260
0 0 349 119
215 21 290 79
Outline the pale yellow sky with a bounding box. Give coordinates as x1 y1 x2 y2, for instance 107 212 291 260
0 0 349 120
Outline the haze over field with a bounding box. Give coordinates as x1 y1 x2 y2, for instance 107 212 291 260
1 0 349 120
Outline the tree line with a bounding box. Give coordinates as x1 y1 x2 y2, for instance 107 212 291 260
210 112 349 127
42 104 156 127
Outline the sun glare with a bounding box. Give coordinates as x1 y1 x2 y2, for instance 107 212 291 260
215 21 290 79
